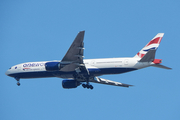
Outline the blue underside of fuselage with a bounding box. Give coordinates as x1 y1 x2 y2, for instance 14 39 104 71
8 68 137 79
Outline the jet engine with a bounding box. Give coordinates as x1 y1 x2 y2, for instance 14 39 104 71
62 80 81 89
45 62 60 71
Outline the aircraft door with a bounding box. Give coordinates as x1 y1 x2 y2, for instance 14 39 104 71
91 60 96 66
124 59 128 65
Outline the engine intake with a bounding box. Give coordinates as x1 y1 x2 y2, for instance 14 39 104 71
45 62 60 71
62 80 81 89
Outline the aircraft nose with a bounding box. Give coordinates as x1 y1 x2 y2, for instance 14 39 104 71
5 70 10 76
5 69 12 76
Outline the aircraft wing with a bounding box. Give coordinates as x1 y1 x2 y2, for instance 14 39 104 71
90 77 133 87
60 31 87 72
62 31 85 63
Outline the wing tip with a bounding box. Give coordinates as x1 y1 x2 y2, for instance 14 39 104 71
79 30 85 33
122 84 134 87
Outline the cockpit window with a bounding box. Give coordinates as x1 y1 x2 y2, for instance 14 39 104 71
15 66 17 69
9 67 11 69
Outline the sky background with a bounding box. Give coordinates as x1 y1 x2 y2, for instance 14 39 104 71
1 0 180 120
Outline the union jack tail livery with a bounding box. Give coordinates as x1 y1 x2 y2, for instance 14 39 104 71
133 33 171 69
134 33 164 58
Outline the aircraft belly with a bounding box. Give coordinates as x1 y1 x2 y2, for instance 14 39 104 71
8 71 55 79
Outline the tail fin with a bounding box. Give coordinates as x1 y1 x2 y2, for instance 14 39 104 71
134 33 171 70
134 33 164 59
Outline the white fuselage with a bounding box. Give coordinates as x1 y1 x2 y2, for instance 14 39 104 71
5 57 153 79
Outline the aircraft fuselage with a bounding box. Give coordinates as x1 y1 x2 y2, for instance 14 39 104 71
6 57 149 79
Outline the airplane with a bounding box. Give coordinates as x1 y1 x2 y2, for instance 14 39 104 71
5 31 171 89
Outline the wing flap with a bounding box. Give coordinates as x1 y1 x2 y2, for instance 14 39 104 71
91 77 133 87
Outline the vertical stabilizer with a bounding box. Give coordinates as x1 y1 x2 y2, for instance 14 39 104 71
134 33 164 58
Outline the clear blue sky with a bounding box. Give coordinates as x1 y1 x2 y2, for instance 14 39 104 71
1 0 179 120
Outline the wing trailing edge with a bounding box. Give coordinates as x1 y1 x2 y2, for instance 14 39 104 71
91 77 133 87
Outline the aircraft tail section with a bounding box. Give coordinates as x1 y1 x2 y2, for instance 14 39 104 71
134 33 171 69
139 49 156 62
134 33 164 59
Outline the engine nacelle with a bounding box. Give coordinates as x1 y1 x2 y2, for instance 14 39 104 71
62 80 81 89
45 62 60 71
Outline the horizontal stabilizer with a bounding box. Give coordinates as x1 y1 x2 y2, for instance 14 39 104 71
139 49 156 62
151 64 172 69
91 77 133 87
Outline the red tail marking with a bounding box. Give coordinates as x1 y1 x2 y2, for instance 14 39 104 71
153 59 162 64
146 37 162 47
137 52 145 58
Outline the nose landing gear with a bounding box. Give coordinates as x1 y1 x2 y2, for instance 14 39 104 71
17 82 20 86
15 77 20 86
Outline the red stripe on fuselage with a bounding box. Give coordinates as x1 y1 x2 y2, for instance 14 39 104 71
24 68 30 69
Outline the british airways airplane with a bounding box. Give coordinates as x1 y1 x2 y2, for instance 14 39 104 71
5 31 171 89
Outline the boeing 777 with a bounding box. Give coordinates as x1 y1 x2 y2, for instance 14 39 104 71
5 31 171 89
